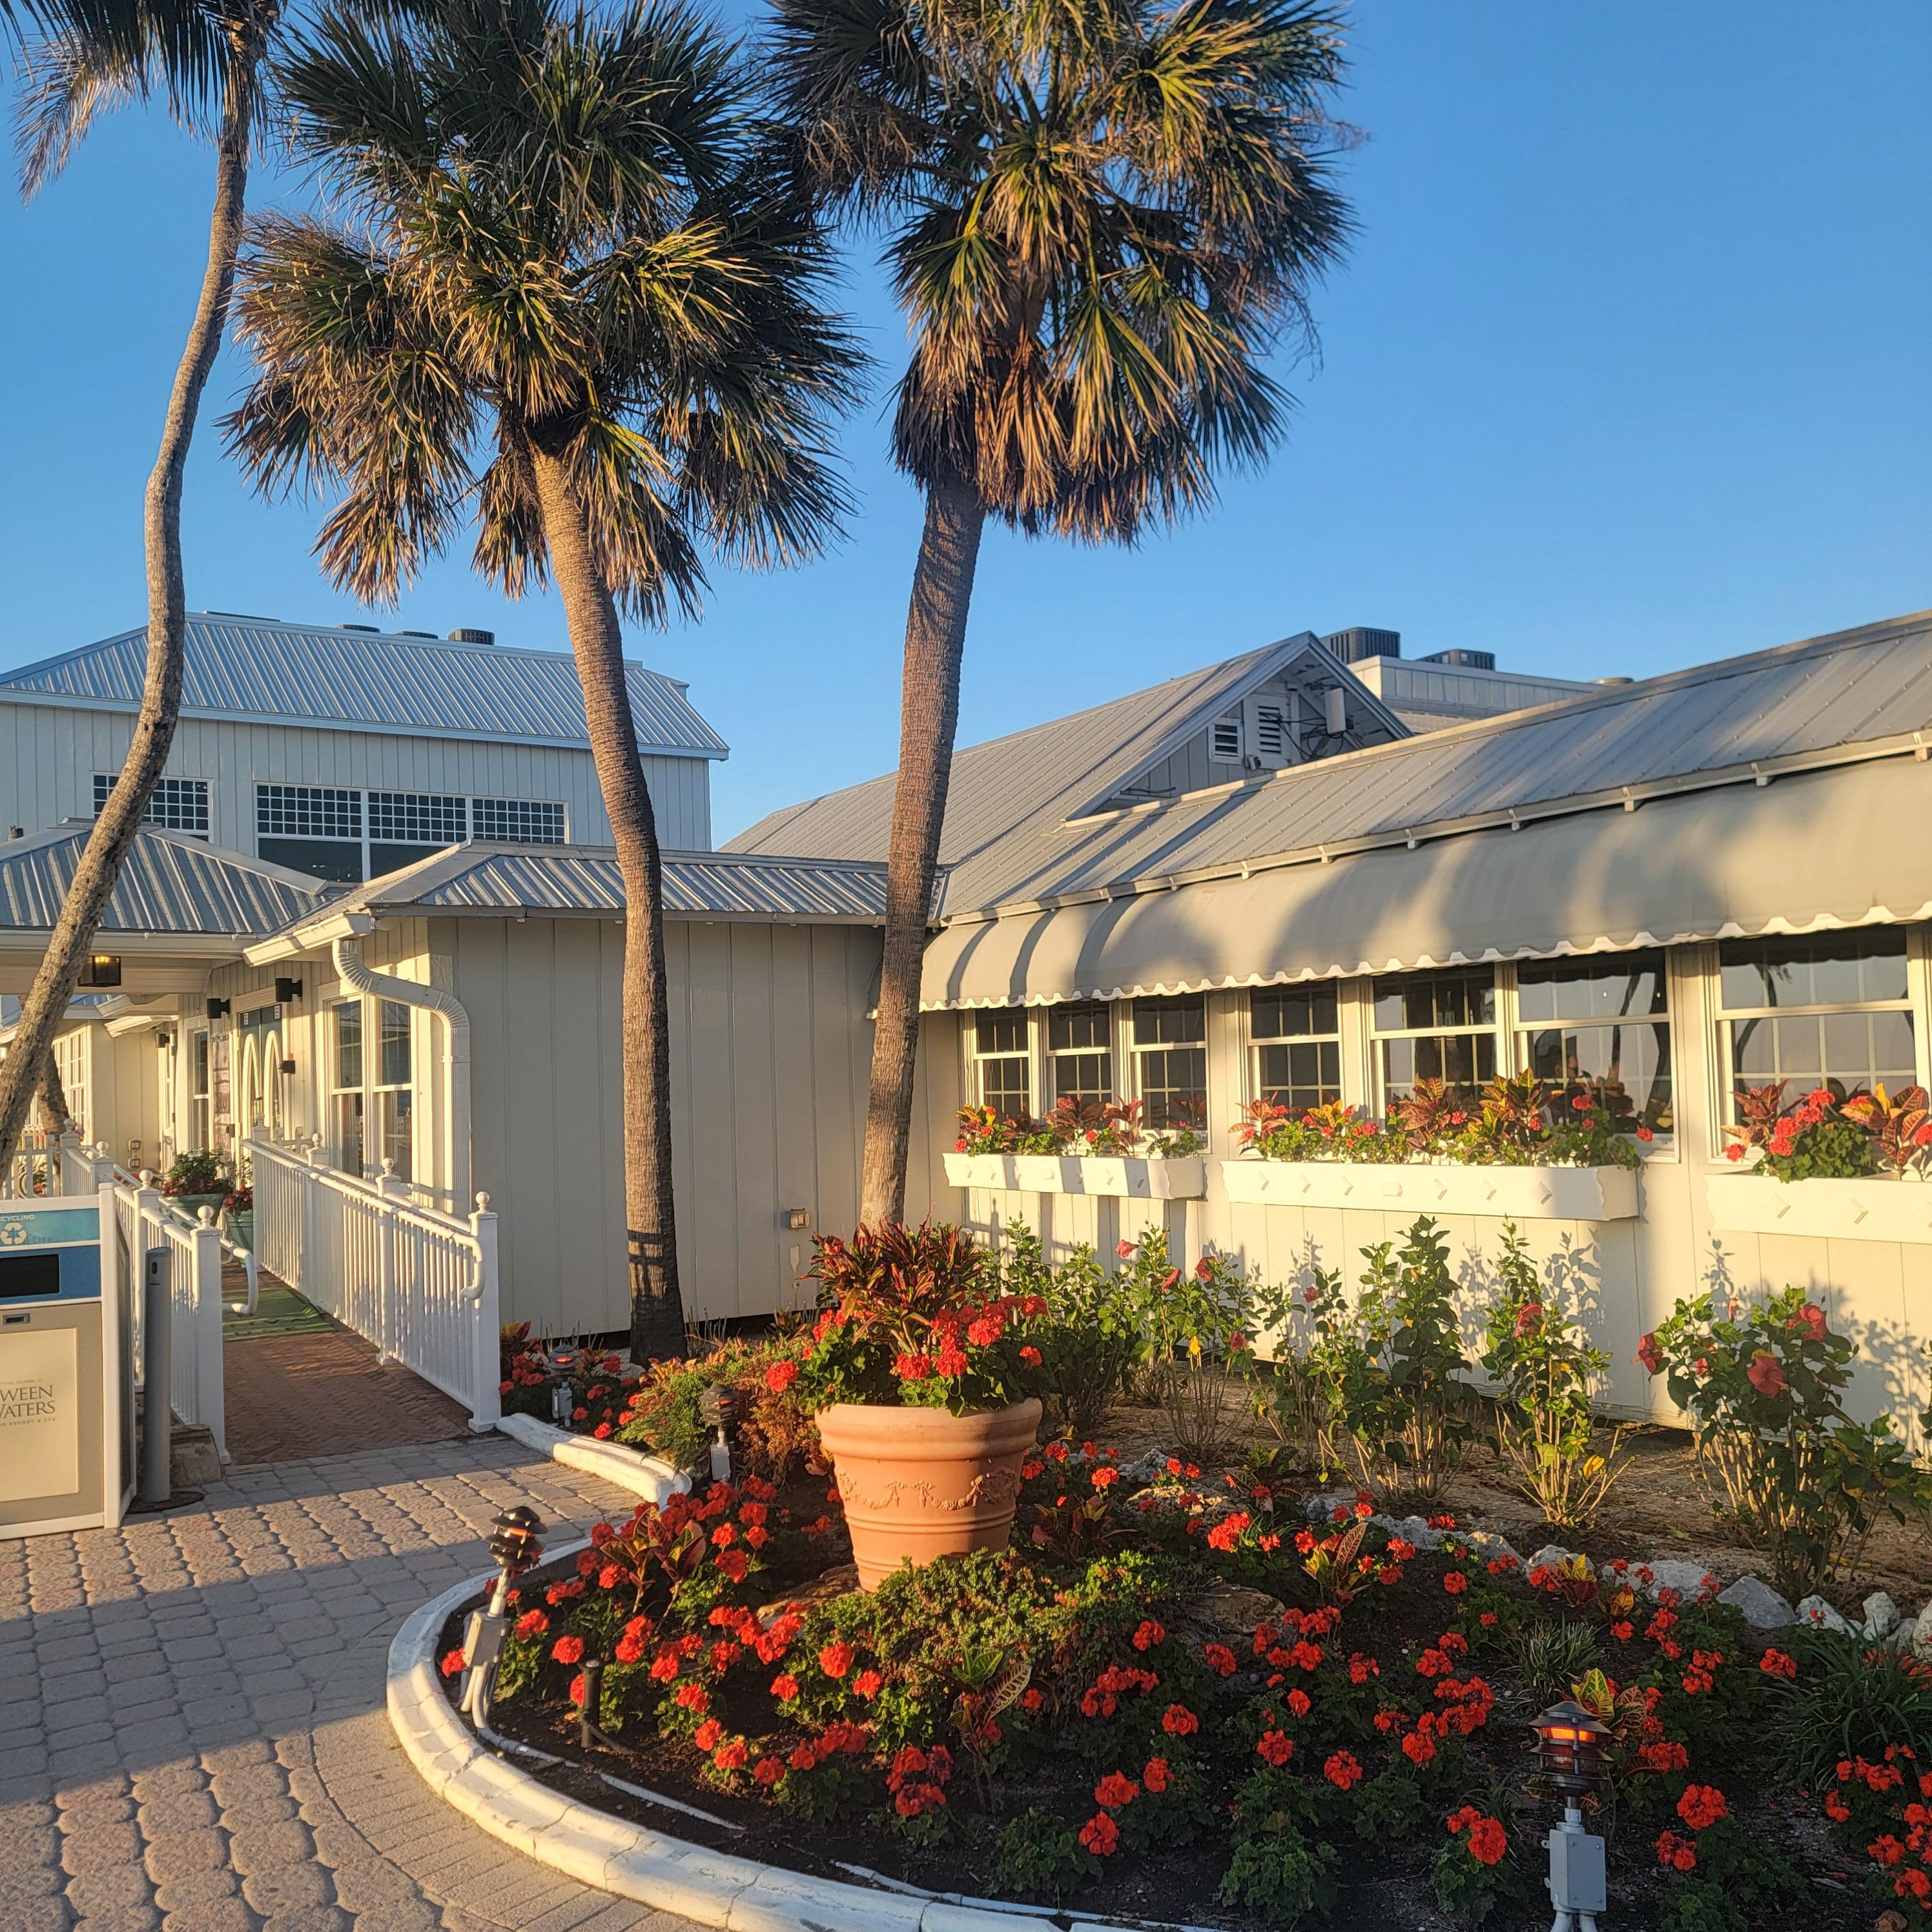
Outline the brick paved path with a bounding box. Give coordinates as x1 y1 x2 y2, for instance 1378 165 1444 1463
0 1437 694 1932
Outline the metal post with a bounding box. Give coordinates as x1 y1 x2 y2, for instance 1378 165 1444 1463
138 1246 172 1505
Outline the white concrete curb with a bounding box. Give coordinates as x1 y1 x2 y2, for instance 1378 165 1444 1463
388 1563 1208 1932
495 1412 692 1505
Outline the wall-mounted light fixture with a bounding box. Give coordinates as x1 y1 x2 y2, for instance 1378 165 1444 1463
278 1058 296 1076
274 977 303 1003
79 954 122 987
205 997 231 1020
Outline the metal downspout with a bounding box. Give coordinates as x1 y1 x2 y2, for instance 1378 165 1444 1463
331 938 472 1213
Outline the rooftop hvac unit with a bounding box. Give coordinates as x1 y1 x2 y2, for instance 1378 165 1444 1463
1421 648 1497 671
448 627 497 645
1321 626 1401 663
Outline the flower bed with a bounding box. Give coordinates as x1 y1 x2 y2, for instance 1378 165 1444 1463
451 1449 1924 1931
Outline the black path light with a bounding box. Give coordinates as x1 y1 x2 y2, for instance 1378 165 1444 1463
1532 1700 1610 1931
458 1505 547 1728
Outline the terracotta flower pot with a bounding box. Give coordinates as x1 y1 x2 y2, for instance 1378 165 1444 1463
815 1398 1042 1591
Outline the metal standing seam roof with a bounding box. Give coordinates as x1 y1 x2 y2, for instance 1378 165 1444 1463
726 635 1405 893
0 825 329 937
0 613 730 758
732 608 1932 922
312 842 890 923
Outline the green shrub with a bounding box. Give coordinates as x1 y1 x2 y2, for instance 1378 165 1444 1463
1639 1285 1924 1598
1217 1771 1340 1926
994 1226 1138 1437
992 1809 1098 1902
1480 1223 1628 1533
1778 1630 1932 1791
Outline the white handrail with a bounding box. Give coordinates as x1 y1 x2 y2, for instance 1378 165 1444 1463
249 1135 499 1428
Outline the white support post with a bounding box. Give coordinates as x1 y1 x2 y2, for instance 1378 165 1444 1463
191 1208 227 1461
468 1194 501 1431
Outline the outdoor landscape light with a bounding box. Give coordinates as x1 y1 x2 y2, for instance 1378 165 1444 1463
1532 1701 1610 1931
460 1506 548 1728
699 1383 745 1483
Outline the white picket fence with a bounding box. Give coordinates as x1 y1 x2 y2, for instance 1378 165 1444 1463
251 1137 500 1428
1 1130 96 1199
107 1176 227 1460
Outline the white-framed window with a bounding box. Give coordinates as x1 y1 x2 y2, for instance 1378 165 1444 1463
209 1030 232 1146
368 790 464 845
331 1002 364 1177
257 784 365 883
971 1009 1031 1120
1047 1002 1113 1106
473 797 566 843
1372 968 1497 1104
1251 985 1341 1112
375 999 413 1180
94 773 211 834
1716 930 1917 1115
1516 952 1672 1134
1130 995 1208 1132
189 1030 211 1149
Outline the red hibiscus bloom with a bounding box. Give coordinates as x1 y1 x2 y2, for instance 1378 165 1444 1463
1636 1332 1664 1374
1747 1351 1787 1399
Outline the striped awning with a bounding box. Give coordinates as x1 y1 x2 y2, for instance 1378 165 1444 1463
918 755 1932 1009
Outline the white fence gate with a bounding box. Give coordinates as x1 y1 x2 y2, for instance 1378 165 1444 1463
106 1176 227 1460
1 1130 96 1199
251 1138 500 1428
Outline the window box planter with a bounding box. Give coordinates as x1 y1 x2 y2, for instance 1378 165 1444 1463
1218 1157 1639 1221
1705 1171 1932 1245
942 1151 1208 1199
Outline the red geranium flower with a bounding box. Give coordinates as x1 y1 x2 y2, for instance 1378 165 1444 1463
765 1358 799 1395
1256 1730 1293 1767
818 1639 855 1679
439 1649 466 1678
1678 1785 1728 1831
1142 1757 1171 1794
1161 1705 1198 1736
1324 1751 1362 1791
1079 1812 1120 1855
552 1636 585 1665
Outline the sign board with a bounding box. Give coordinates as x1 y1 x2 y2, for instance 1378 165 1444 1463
0 1197 127 1537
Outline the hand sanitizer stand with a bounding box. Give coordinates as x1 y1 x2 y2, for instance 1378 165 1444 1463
0 1195 130 1537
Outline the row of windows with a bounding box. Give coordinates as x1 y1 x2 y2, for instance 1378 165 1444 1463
252 784 566 882
93 775 566 876
967 930 1923 1142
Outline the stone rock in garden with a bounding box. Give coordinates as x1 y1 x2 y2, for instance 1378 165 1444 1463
1382 1514 1446 1552
1639 1559 1718 1603
1528 1544 1587 1576
1795 1594 1853 1635
1892 1613 1920 1652
1715 1575 1795 1630
1863 1592 1902 1641
1114 1451 1172 1488
1457 1530 1522 1568
1304 1490 1361 1524
1913 1607 1932 1661
1184 1580 1291 1638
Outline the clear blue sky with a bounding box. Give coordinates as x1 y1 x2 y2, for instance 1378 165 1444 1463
1 1 1926 841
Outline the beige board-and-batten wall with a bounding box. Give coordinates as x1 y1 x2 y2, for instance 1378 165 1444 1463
916 954 1932 1439
0 699 714 854
448 912 893 1335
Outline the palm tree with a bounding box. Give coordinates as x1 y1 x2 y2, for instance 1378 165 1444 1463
770 0 1354 1222
223 0 858 1361
0 0 278 1161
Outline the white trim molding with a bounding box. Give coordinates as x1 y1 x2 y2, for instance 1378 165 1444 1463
1220 1157 1639 1220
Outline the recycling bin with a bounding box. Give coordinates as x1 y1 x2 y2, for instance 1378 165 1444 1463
0 1195 129 1536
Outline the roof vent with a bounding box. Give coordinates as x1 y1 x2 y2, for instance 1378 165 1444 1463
1594 676 1634 687
447 628 496 646
340 623 378 633
396 630 438 639
203 610 278 622
1322 626 1401 664
1422 648 1496 671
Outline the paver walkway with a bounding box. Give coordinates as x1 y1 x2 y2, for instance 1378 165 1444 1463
0 1436 695 1932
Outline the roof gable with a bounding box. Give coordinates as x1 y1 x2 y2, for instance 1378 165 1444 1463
0 823 330 937
0 613 729 757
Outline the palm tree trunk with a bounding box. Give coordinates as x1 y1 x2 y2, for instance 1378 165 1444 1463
0 48 254 1160
859 473 987 1224
526 446 687 1363
34 1046 72 1138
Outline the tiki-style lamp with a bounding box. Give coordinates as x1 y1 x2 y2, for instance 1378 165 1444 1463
458 1506 548 1729
699 1382 745 1483
1531 1701 1610 1931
